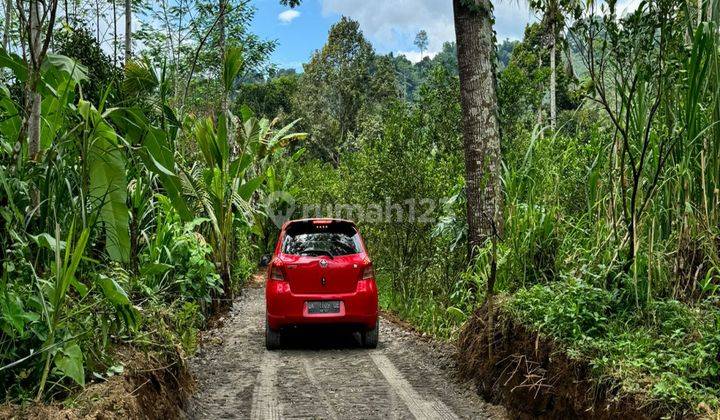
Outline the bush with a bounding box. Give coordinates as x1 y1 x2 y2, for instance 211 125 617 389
137 196 223 313
170 302 205 354
509 279 612 342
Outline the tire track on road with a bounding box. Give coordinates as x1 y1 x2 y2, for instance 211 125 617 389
188 287 502 419
369 351 459 420
250 351 282 420
301 355 342 419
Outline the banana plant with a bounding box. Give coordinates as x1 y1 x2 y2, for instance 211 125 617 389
0 49 131 264
77 100 131 262
182 109 305 302
109 47 305 305
256 147 306 253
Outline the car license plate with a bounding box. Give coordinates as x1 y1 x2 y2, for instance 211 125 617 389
307 300 341 314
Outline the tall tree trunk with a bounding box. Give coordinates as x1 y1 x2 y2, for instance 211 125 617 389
219 0 228 115
27 0 42 160
550 24 557 131
3 0 11 50
697 0 702 25
95 0 100 43
564 39 575 80
160 0 176 97
124 0 131 64
112 0 117 66
537 60 544 138
453 0 503 255
707 0 712 21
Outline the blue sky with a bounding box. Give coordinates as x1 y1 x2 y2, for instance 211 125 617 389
250 0 538 71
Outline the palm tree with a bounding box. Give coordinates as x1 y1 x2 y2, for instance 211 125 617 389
453 0 504 357
284 0 504 262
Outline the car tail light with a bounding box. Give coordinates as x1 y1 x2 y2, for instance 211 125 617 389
270 264 285 281
361 264 374 280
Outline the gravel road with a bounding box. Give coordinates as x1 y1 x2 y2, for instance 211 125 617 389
186 286 505 419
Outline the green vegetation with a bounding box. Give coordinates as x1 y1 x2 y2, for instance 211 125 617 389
510 282 720 412
270 1 719 416
0 0 718 417
0 0 300 404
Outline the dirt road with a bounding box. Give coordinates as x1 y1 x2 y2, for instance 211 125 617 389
186 286 504 419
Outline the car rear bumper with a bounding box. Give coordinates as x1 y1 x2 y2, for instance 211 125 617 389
266 279 378 331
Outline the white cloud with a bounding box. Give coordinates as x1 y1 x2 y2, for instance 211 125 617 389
278 9 301 24
321 0 534 55
395 50 438 64
616 0 644 15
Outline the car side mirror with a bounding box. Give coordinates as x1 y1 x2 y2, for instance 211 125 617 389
259 254 271 267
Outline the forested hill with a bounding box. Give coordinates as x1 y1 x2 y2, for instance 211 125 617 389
240 37 523 116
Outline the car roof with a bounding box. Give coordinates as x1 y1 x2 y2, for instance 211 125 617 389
282 218 357 229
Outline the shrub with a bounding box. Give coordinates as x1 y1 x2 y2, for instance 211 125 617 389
509 279 613 342
137 196 222 313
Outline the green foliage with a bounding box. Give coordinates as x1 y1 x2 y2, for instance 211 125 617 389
389 42 459 100
137 195 222 310
182 103 303 297
292 17 398 163
289 67 465 337
36 224 90 394
497 23 581 134
171 301 205 354
237 73 298 119
54 26 122 106
0 0 718 415
509 280 612 342
280 3 720 412
0 18 295 401
134 0 276 115
414 30 429 56
81 100 131 262
496 39 519 69
509 281 720 413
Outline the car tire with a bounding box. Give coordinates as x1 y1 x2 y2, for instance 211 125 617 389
362 320 379 349
265 318 281 350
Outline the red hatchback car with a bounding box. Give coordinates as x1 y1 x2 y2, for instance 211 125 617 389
265 218 379 350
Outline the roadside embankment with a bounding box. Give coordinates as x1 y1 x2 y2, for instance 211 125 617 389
457 304 651 419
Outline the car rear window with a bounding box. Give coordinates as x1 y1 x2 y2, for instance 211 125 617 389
282 221 362 257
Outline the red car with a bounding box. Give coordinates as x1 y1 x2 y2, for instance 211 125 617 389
265 218 379 350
